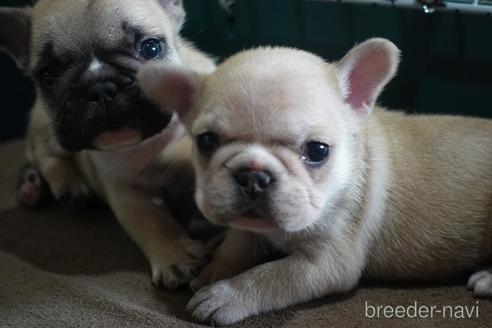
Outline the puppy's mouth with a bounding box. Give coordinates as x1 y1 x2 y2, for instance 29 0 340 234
223 198 279 232
228 216 278 233
227 207 279 232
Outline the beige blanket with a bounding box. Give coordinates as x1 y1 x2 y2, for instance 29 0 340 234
0 140 490 327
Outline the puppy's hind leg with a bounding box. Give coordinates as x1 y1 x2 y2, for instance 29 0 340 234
467 206 492 298
468 268 492 298
17 164 51 208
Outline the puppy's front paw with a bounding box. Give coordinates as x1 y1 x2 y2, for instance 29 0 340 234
187 280 253 326
41 164 93 208
467 270 492 298
150 238 208 290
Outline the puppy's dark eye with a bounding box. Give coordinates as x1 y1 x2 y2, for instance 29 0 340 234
197 132 220 155
140 38 162 60
302 141 330 165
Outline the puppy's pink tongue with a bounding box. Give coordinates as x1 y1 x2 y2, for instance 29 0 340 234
94 128 143 151
229 217 278 233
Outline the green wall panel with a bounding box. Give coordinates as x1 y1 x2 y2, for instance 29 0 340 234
183 0 492 119
464 15 492 61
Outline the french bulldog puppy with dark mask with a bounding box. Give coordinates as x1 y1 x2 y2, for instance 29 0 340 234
0 0 216 289
139 38 492 325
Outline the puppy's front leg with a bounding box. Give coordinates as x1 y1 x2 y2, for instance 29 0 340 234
106 184 207 289
188 240 363 325
25 103 92 207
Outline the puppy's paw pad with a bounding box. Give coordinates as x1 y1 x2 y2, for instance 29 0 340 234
467 270 492 298
187 281 251 325
151 239 208 290
18 166 50 208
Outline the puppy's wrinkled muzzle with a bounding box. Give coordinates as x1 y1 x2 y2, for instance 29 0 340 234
84 81 119 103
225 168 280 232
54 76 171 152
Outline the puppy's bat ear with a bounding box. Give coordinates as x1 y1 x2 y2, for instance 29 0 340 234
336 38 400 117
0 7 32 69
158 0 186 31
138 63 203 122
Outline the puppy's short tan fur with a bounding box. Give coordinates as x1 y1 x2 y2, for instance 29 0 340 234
0 0 215 289
140 38 492 325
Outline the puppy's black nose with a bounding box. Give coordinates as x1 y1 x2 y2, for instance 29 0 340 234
85 81 119 102
233 169 273 199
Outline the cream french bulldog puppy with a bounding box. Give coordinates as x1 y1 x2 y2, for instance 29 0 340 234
0 0 216 289
139 38 492 325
